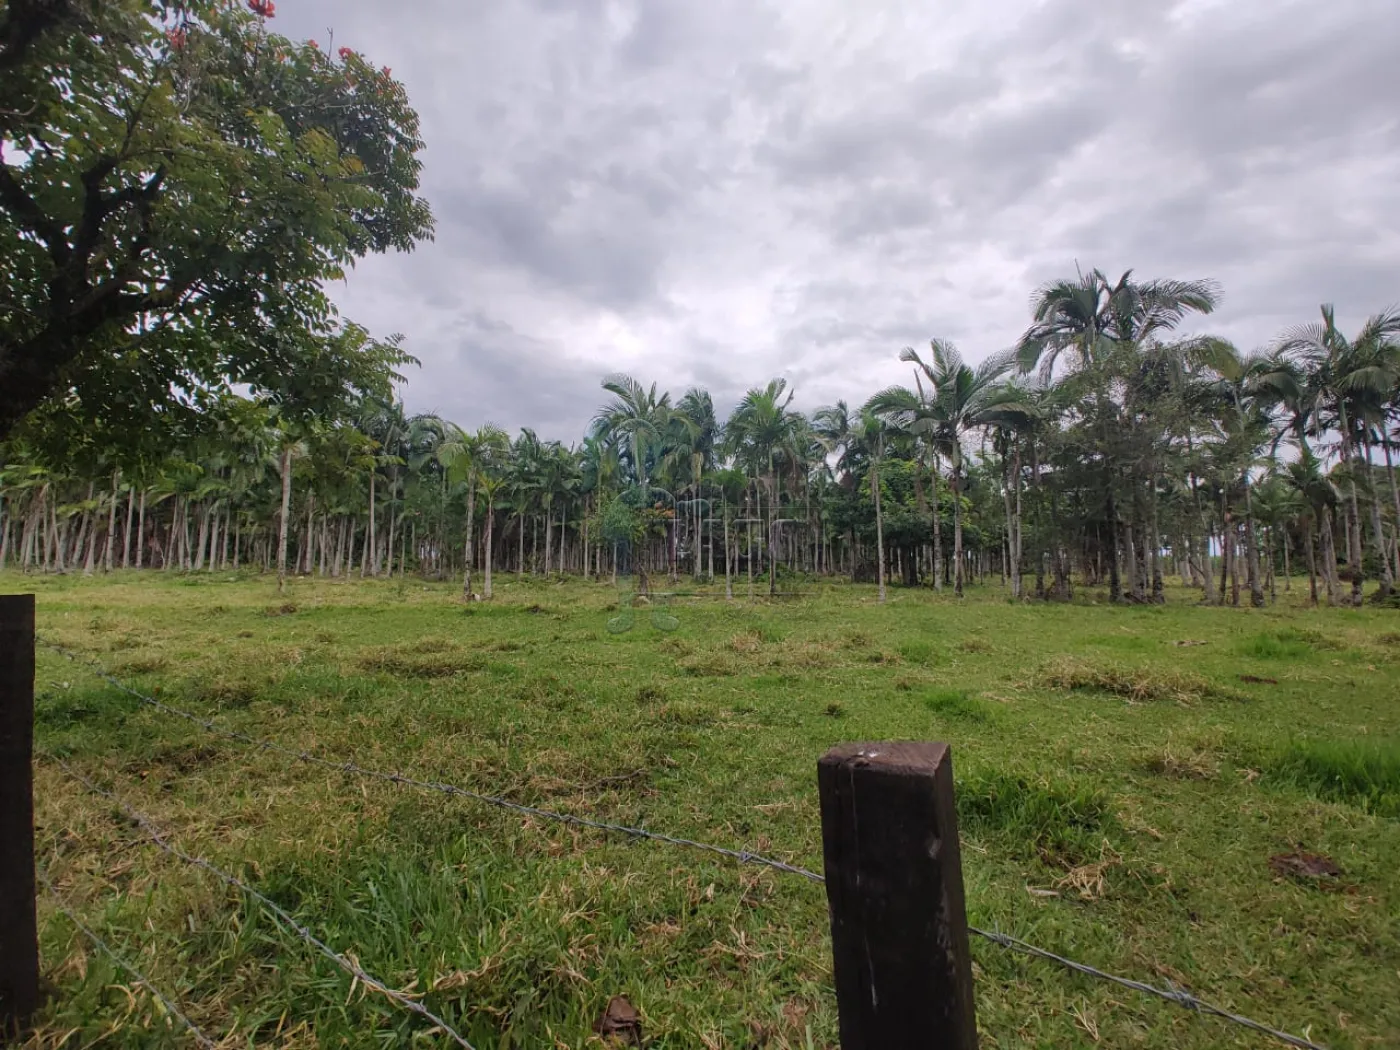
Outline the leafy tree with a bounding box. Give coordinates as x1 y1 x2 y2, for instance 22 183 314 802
0 0 433 437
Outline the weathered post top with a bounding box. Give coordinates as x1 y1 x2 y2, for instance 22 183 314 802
818 740 978 1050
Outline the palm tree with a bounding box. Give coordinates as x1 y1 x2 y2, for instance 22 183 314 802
725 379 805 595
1276 305 1400 602
1018 269 1219 601
476 471 505 599
593 374 673 494
675 388 719 578
439 424 508 597
872 341 1026 597
852 409 889 602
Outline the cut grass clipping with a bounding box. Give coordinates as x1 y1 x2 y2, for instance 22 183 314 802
1037 656 1240 703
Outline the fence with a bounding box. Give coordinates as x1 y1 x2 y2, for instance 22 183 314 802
1 593 1330 1049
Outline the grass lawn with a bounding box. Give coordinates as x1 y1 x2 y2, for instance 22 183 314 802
12 570 1400 1049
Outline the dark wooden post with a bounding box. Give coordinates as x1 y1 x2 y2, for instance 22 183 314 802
0 595 38 1042
818 741 977 1050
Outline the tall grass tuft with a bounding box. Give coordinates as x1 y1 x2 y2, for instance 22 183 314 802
1270 739 1400 817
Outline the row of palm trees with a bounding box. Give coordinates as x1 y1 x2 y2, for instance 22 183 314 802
2 268 1398 607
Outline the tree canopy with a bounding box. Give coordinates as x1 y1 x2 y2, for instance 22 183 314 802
0 0 434 438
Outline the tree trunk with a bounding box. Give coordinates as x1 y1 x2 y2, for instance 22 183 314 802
1241 477 1265 608
1384 437 1400 581
483 504 494 598
122 487 135 569
545 499 554 575
193 502 210 572
873 458 887 604
104 471 120 571
463 479 476 596
135 489 146 569
277 444 293 592
1365 437 1393 598
952 465 965 598
1320 506 1342 605
1304 518 1318 606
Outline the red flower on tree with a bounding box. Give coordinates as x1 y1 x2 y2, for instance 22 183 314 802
338 46 353 60
308 39 318 49
166 27 188 49
247 0 275 17
381 66 391 77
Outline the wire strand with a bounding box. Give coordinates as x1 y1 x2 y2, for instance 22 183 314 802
38 637 1330 1050
51 758 477 1050
37 868 219 1049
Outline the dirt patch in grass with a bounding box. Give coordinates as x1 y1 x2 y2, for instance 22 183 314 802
1143 743 1219 780
728 631 763 653
1037 656 1239 703
677 653 741 677
113 654 168 675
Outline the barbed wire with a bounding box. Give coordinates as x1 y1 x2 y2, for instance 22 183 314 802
37 637 823 884
38 637 1330 1050
36 868 219 1049
972 928 1327 1049
51 759 477 1050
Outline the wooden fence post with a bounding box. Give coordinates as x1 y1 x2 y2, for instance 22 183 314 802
818 741 977 1050
0 595 38 1042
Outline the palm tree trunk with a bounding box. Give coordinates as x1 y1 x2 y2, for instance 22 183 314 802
193 502 210 572
1383 436 1400 581
1304 517 1318 605
952 465 965 598
517 513 525 579
1106 485 1121 603
122 487 135 569
135 489 146 569
483 503 495 598
723 498 733 600
366 473 377 576
103 471 119 571
277 444 293 592
1320 506 1342 605
930 455 943 591
1001 442 1020 599
1242 477 1265 608
1365 436 1393 598
463 479 476 596
873 458 886 604
545 499 554 575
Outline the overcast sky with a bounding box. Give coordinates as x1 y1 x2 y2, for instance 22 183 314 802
273 0 1399 441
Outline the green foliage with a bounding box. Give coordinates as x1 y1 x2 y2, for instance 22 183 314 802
0 0 433 438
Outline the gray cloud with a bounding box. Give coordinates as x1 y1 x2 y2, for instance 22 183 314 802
272 0 1400 440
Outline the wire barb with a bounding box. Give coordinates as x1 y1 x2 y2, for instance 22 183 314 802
38 637 1331 1050
51 759 477 1050
37 868 219 1049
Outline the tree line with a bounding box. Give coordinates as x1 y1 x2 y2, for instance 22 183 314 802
3 269 1398 607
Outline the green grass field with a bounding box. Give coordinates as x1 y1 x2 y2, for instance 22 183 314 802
13 571 1400 1049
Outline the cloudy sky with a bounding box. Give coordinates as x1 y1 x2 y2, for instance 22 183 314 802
273 0 1399 441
